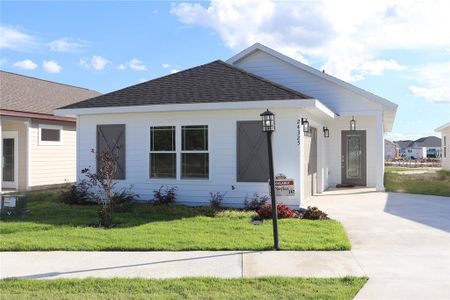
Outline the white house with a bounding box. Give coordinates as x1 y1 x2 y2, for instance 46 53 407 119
435 122 450 170
395 136 441 159
55 43 397 208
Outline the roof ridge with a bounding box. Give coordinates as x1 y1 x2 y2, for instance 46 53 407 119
0 70 99 93
215 60 312 99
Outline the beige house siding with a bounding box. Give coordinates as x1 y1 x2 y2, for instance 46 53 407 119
1 118 28 191
440 127 450 170
29 120 76 188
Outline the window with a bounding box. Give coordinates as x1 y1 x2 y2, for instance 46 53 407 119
39 124 62 145
181 125 208 179
97 124 126 180
150 126 176 178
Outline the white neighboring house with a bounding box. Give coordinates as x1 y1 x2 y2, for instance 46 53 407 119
395 136 442 159
435 122 450 170
0 71 100 192
384 140 399 160
55 43 398 208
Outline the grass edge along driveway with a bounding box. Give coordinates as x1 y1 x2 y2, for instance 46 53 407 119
0 190 351 251
0 277 368 300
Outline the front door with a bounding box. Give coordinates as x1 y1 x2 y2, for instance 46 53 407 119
2 132 18 189
341 130 366 186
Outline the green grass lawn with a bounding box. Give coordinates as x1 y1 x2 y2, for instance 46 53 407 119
0 190 350 251
385 169 450 197
0 277 368 300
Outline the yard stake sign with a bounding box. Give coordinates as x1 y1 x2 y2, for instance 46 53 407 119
275 174 295 196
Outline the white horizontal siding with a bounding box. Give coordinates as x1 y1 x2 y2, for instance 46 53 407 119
234 50 382 114
30 120 76 187
78 109 303 207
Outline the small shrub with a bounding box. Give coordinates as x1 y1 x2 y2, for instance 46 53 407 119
257 203 297 219
302 206 329 220
153 185 177 205
60 181 91 205
209 192 227 209
112 187 139 212
244 193 269 211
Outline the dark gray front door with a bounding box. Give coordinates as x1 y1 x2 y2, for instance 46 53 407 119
341 130 366 186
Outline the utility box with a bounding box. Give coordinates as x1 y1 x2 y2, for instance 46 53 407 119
0 194 27 215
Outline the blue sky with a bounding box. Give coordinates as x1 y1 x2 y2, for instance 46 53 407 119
1 1 449 141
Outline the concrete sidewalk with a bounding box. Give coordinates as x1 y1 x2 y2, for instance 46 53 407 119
0 251 365 279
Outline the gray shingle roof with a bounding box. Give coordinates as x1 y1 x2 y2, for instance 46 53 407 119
0 71 100 115
60 60 312 110
411 136 441 148
395 136 441 148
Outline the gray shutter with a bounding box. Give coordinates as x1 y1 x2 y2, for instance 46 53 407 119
97 124 126 179
237 121 269 182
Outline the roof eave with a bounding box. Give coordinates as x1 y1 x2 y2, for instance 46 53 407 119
55 98 336 119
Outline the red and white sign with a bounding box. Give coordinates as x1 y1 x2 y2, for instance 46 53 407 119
274 174 295 196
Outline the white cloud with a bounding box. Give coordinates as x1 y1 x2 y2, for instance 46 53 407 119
13 59 37 70
118 64 126 70
48 37 88 52
171 0 449 81
80 55 110 70
0 25 37 51
91 56 110 70
170 69 180 74
409 62 450 104
162 63 170 68
129 58 147 71
43 60 62 73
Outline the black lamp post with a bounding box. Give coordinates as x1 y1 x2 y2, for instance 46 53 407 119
260 109 279 250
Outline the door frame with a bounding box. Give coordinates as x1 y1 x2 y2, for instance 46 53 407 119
2 131 19 189
341 130 367 186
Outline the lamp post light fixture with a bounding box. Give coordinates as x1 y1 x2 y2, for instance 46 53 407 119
301 118 310 133
260 109 279 250
323 126 330 138
350 116 356 131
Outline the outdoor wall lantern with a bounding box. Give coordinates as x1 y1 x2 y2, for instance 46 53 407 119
323 126 330 138
301 118 310 133
350 116 356 131
260 109 279 250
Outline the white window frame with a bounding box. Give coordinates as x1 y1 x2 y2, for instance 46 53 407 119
181 125 209 180
149 126 177 179
148 124 210 181
38 124 63 146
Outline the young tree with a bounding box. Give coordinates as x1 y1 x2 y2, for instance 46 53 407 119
81 149 118 227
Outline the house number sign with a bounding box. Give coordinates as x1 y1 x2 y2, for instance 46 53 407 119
297 119 301 145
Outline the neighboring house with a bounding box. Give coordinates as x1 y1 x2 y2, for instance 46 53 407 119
435 122 450 170
384 139 399 160
395 140 413 157
395 136 442 159
56 43 397 208
0 71 100 192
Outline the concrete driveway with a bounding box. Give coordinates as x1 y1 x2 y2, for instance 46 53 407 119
306 188 450 300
